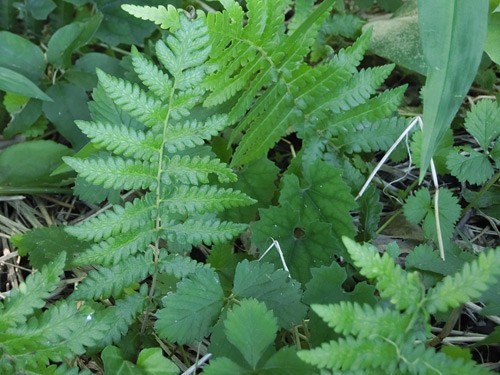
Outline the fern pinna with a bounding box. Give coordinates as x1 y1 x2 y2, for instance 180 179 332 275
63 11 254 308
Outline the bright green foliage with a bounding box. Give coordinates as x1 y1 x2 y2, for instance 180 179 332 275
403 187 461 248
121 4 180 31
298 237 498 374
426 249 500 313
344 237 423 310
447 100 500 185
202 0 405 166
204 299 313 375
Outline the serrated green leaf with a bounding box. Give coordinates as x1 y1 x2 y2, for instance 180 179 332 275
160 185 255 215
280 160 357 238
252 203 338 283
232 260 307 328
403 187 461 246
464 99 500 152
155 267 224 344
224 299 278 369
64 156 158 190
405 244 475 277
298 336 397 371
447 147 494 185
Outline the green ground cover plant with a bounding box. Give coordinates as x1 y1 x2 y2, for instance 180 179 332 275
0 0 499 373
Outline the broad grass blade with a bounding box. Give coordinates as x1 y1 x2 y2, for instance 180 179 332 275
417 0 488 181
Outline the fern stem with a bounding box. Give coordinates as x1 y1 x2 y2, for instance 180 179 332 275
427 306 462 347
143 63 178 333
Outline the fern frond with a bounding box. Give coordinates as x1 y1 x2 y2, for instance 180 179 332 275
426 249 500 313
130 47 172 100
6 301 109 366
66 195 155 241
325 65 395 114
95 288 148 347
0 253 65 330
121 4 180 31
163 114 228 153
155 14 210 85
298 336 397 371
312 302 411 340
63 156 158 190
327 86 407 134
96 69 165 127
204 0 289 108
342 237 423 310
161 185 256 215
73 228 156 266
159 254 209 278
75 121 161 161
164 219 247 245
162 155 237 185
338 116 408 153
70 251 153 301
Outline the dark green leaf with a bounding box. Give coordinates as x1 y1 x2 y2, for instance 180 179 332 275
0 67 52 101
47 14 103 68
232 260 307 328
224 299 278 369
155 267 224 344
0 31 45 82
3 99 43 138
447 148 494 185
0 140 73 191
222 157 279 223
11 225 90 269
42 83 91 149
25 0 56 20
252 203 337 282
